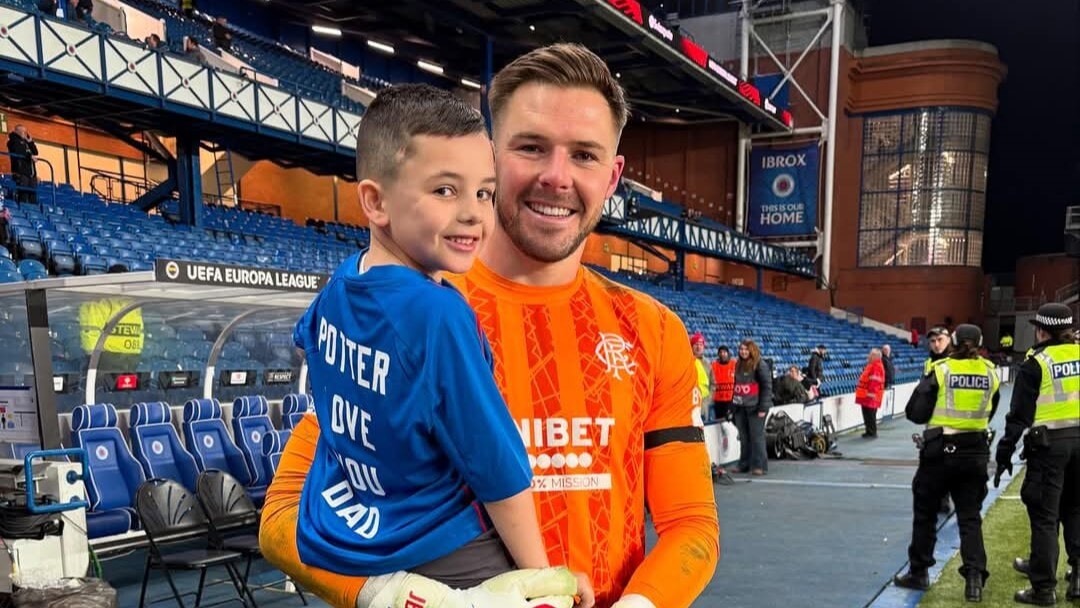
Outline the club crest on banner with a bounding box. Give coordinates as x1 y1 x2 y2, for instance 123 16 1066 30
748 144 820 237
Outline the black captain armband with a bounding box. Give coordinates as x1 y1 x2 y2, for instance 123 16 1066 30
644 426 705 449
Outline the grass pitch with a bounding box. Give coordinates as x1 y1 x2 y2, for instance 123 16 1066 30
919 469 1072 607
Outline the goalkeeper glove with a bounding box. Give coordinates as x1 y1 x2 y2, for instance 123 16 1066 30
477 567 577 607
610 595 657 608
357 567 578 608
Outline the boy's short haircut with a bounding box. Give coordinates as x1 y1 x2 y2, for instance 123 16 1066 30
355 83 487 183
487 42 630 136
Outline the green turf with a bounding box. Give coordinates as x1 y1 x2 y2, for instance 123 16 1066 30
918 469 1072 607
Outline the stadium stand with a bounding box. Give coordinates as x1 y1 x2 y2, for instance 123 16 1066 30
0 0 383 113
592 268 924 394
0 178 364 278
121 0 387 113
1 175 921 415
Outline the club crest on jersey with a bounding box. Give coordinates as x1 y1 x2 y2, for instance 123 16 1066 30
595 332 637 379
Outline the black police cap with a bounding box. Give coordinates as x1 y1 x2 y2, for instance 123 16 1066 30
1030 302 1074 329
927 326 949 338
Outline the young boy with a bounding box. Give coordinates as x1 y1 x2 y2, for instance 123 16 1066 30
293 84 554 592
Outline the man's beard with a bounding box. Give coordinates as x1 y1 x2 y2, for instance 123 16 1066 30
496 194 600 263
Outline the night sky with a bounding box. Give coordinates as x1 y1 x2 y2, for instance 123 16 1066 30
866 0 1080 273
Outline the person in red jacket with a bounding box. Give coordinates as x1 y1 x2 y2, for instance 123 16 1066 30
855 348 886 438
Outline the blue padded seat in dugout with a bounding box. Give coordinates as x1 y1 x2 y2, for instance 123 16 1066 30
261 429 292 479
281 393 311 430
182 398 265 505
70 403 145 538
230 395 274 488
129 401 199 491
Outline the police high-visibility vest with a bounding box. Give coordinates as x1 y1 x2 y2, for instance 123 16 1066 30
80 298 144 355
1030 344 1080 430
923 356 947 376
1001 335 1014 348
929 357 999 431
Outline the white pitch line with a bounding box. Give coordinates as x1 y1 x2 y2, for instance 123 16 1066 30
744 478 911 490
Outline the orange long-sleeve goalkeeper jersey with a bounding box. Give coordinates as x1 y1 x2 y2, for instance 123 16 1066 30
260 260 719 608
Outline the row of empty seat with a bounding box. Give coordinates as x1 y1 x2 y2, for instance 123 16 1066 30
593 268 925 394
0 179 363 278
68 394 310 539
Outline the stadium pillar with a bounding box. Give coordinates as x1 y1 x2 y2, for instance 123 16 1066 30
820 0 843 290
736 2 750 233
25 289 62 450
175 131 203 229
756 267 764 294
736 125 748 233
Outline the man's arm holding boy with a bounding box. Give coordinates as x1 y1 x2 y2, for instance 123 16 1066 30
260 416 580 608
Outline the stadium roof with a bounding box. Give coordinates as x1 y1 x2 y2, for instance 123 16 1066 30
271 0 794 130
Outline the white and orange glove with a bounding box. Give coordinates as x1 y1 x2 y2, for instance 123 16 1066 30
609 595 656 608
356 567 578 608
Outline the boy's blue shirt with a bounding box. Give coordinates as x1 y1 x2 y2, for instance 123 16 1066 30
293 252 532 575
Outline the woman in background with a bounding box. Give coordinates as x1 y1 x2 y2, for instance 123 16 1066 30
731 339 773 476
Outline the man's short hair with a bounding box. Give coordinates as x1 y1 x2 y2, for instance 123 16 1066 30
355 83 487 183
488 43 629 136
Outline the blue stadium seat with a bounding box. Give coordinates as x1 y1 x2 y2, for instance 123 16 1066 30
70 404 144 538
50 252 77 276
181 398 264 504
11 227 43 261
260 429 291 479
280 393 311 430
17 259 48 280
230 395 274 488
78 254 108 275
129 401 199 491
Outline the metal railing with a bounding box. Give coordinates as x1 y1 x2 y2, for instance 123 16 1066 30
1055 280 1079 303
87 169 155 205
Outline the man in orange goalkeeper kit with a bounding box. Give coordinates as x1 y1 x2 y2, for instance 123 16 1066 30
259 42 720 608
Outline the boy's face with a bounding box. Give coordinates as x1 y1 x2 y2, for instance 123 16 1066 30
378 133 496 276
492 82 624 263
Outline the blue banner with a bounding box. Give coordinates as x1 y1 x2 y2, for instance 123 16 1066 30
748 144 819 237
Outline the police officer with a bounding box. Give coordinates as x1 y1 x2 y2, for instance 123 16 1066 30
994 303 1080 605
894 324 1000 603
924 326 952 374
924 325 955 514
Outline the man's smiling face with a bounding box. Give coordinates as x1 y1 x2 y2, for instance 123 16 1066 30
492 82 624 263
